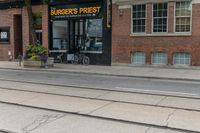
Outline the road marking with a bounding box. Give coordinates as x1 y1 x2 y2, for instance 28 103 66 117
115 87 200 97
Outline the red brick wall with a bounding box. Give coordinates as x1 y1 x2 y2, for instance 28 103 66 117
112 3 200 66
0 8 21 60
0 5 49 60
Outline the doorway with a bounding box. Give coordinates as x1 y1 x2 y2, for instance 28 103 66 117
14 15 23 59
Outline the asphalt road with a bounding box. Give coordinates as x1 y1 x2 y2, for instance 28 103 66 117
0 69 199 96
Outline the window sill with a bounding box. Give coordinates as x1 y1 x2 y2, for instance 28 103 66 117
0 42 10 44
130 33 192 37
80 51 103 54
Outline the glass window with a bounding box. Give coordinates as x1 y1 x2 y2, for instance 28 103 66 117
0 27 10 43
132 4 146 33
52 21 69 50
36 29 42 44
173 52 191 65
175 1 191 32
132 51 146 65
153 3 168 32
152 52 167 64
84 19 103 52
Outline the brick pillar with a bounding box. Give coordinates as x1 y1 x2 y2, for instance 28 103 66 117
168 2 175 33
42 5 49 50
146 3 152 34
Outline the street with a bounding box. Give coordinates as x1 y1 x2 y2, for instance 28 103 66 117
0 69 199 133
0 69 199 96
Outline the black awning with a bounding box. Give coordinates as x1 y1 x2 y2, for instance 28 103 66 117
0 0 42 9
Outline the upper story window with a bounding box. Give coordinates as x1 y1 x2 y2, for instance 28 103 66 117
132 4 146 33
175 1 191 32
153 3 168 32
0 27 10 43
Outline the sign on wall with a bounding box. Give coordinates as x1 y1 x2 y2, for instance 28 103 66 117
0 27 9 43
50 3 102 19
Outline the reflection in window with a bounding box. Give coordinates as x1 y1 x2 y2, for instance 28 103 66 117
153 3 168 32
173 52 191 65
132 4 146 33
52 21 69 50
152 52 167 65
175 1 191 32
132 51 146 65
84 19 103 52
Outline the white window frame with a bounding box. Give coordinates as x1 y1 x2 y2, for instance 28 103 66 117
131 3 147 34
152 2 168 33
131 51 146 65
173 52 191 66
151 52 167 65
174 1 192 33
131 4 147 34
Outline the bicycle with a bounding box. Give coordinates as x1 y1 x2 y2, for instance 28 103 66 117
72 52 90 65
56 53 64 63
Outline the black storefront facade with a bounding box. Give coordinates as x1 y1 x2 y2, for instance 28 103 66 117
49 0 111 65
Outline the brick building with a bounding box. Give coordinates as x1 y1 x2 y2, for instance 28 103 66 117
0 0 111 65
1 0 200 66
0 0 48 61
112 0 200 66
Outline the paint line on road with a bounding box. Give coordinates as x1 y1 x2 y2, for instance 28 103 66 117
115 87 200 98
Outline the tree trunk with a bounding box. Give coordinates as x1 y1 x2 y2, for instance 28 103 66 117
24 0 37 45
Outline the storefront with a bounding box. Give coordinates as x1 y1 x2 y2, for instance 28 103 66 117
49 0 111 65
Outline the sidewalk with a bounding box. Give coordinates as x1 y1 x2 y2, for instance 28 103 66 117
0 61 200 81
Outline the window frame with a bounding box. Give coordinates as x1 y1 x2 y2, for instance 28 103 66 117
173 52 191 66
174 1 192 33
151 52 167 65
131 4 147 34
152 2 168 33
131 51 146 65
0 27 10 44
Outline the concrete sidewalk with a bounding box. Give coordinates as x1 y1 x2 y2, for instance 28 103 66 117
0 61 200 81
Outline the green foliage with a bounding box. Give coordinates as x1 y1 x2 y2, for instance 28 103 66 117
25 44 48 62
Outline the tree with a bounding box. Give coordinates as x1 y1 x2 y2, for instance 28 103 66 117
24 0 37 45
24 0 48 45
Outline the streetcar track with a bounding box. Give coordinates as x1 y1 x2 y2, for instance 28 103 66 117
0 101 198 133
0 78 199 99
0 79 199 112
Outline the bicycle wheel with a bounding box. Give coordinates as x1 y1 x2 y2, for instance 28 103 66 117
82 56 90 65
71 55 79 64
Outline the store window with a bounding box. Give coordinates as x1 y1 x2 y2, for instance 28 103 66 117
173 52 191 65
153 3 168 32
132 4 146 33
152 52 167 65
84 19 103 52
0 27 10 43
52 21 69 51
175 1 191 32
131 51 146 65
51 19 103 53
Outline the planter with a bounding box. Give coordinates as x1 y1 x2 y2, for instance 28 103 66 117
23 60 45 68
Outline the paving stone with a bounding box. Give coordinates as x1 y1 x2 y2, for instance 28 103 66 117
99 91 165 105
21 93 111 114
90 102 175 126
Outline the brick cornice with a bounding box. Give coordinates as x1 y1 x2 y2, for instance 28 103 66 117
113 0 197 5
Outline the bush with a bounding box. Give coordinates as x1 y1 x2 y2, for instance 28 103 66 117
25 44 48 62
